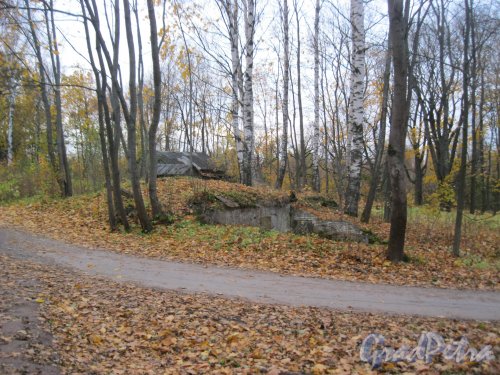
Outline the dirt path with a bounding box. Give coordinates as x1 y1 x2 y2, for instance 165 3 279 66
1 227 499 321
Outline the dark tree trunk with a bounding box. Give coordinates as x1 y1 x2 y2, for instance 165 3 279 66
275 0 289 189
123 0 152 233
147 0 164 218
294 0 306 189
386 0 410 262
383 158 391 222
361 33 391 223
469 7 478 214
452 0 471 257
47 0 72 197
25 0 58 191
414 154 425 205
134 4 148 181
85 0 130 231
81 0 116 230
479 69 487 213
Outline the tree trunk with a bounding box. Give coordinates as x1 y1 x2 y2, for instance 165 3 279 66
83 0 132 230
469 6 478 214
479 66 487 213
344 0 365 217
414 154 425 205
123 0 152 232
361 33 391 223
452 0 471 257
275 0 289 189
134 4 148 181
7 89 15 166
25 0 58 190
321 58 329 194
226 0 245 183
275 77 280 183
95 0 130 230
386 0 409 262
312 0 321 192
383 159 391 222
80 0 117 230
242 0 255 186
45 1 72 197
146 0 164 218
294 0 306 189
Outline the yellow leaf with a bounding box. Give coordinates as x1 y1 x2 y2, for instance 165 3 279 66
226 332 240 344
88 334 103 346
250 348 263 359
35 297 45 303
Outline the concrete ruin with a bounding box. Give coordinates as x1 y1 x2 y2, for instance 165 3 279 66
200 197 369 243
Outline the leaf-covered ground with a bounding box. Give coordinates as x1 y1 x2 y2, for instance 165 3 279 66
0 177 498 290
1 253 499 374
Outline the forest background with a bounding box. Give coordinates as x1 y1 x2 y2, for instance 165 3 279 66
0 0 498 260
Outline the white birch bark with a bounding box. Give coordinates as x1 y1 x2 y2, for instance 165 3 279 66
312 0 320 192
344 0 365 216
226 0 245 182
242 0 255 186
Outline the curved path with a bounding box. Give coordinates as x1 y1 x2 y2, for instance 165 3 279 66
1 227 499 321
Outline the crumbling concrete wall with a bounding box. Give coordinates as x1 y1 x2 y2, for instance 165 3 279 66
201 200 368 243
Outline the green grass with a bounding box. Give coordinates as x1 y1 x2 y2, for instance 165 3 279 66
407 205 500 231
370 204 499 231
455 253 500 271
167 219 280 251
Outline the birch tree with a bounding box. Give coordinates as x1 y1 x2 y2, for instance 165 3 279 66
220 0 245 182
344 0 365 217
242 0 255 186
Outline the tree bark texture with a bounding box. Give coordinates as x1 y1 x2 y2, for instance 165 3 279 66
147 0 164 218
312 0 321 192
25 0 58 189
386 0 409 262
242 0 255 186
80 0 117 230
344 0 365 217
294 0 306 189
47 0 72 197
123 0 152 232
224 0 245 183
275 0 289 189
7 89 15 165
452 0 471 257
